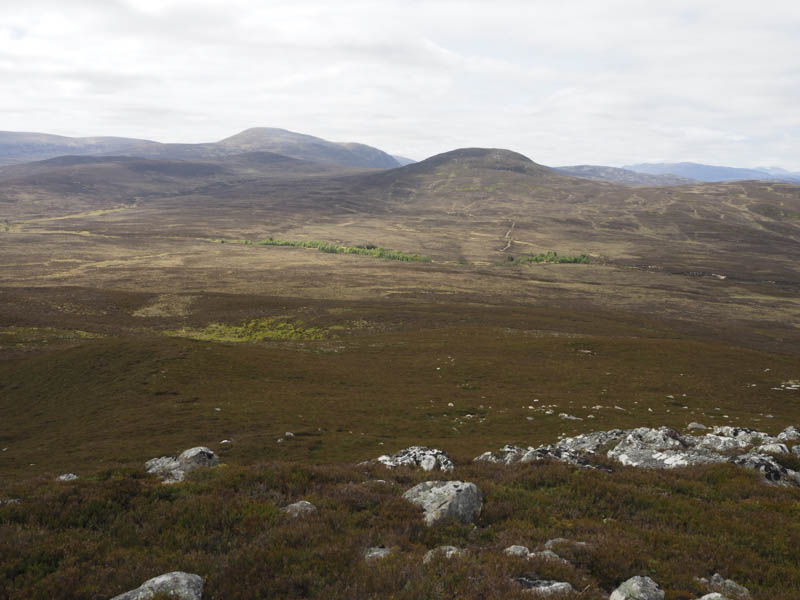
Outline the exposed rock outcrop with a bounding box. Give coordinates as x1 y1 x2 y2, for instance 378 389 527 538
280 500 317 518
698 573 751 600
375 446 454 471
513 577 574 596
145 447 219 484
110 571 203 600
476 425 800 486
609 575 664 600
402 480 483 526
423 545 464 563
364 546 392 561
777 425 800 442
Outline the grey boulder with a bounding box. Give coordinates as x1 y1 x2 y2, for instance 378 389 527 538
280 500 317 518
699 573 751 600
423 545 464 563
57 473 79 481
514 577 574 596
402 480 483 526
364 546 392 561
145 447 219 484
503 545 531 557
110 571 203 600
376 446 454 471
777 425 800 442
609 575 664 600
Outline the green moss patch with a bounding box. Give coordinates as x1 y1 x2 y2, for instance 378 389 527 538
163 318 328 343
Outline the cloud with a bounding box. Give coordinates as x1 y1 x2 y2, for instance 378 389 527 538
3 0 799 169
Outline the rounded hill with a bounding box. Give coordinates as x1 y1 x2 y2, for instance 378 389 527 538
400 148 552 177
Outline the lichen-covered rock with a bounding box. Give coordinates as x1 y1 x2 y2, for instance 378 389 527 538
519 444 593 467
513 577 574 596
364 546 392 561
697 594 730 600
376 446 454 471
693 427 780 453
110 571 203 600
609 575 664 600
145 447 219 484
544 537 589 550
730 452 799 486
474 444 530 464
687 422 707 431
57 473 78 481
756 442 789 454
699 573 751 600
423 545 464 563
777 425 800 442
608 427 722 469
402 480 482 526
503 545 531 557
476 425 800 487
280 500 317 518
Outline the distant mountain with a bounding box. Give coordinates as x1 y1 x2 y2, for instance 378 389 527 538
623 162 800 183
0 128 403 170
756 166 800 180
554 165 698 186
0 131 156 166
391 155 416 166
214 128 400 169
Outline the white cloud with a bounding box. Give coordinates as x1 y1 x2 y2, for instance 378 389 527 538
2 0 799 169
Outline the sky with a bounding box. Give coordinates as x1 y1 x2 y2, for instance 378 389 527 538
3 0 799 170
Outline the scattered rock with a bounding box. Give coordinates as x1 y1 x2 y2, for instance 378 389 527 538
402 480 483 526
793 445 800 457
778 425 800 442
474 444 529 465
697 594 730 600
609 427 719 469
544 537 588 550
145 446 219 484
609 576 664 600
687 422 707 431
503 545 531 557
423 545 464 563
0 498 21 506
513 577 574 596
376 446 454 471
477 424 800 487
57 473 78 481
280 500 317 518
730 453 799 486
528 549 568 564
756 442 789 454
699 573 751 600
110 571 203 600
364 546 392 561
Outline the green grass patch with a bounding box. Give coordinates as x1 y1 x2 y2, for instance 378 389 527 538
510 251 591 265
163 318 328 343
253 238 432 262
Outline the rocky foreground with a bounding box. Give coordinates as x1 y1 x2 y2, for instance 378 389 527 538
37 424 800 599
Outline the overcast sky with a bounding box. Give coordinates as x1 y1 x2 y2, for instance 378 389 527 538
3 0 799 169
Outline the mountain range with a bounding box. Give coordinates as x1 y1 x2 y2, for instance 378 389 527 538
0 128 404 170
623 161 800 183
